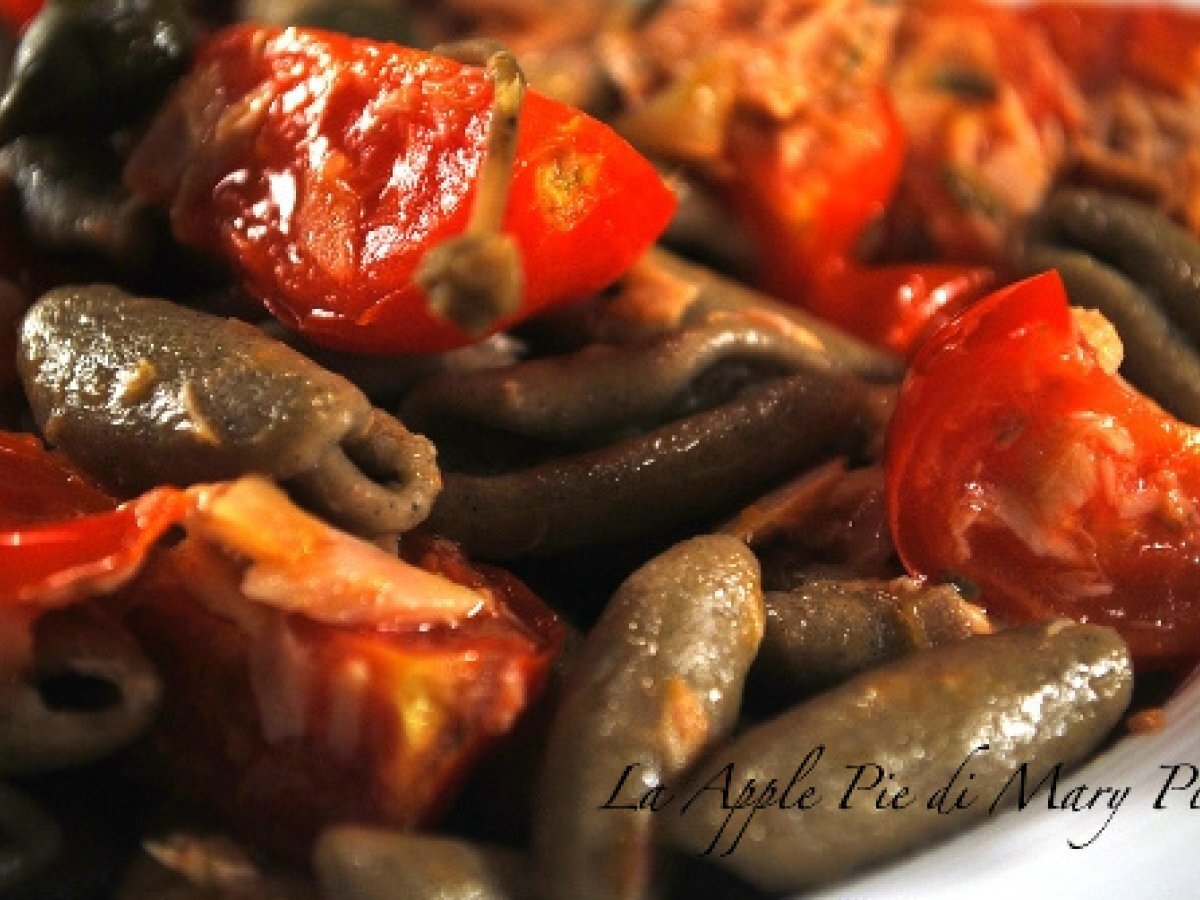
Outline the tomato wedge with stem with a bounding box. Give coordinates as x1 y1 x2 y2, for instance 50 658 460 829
125 25 676 354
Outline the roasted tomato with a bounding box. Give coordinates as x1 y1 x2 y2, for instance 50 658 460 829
1022 4 1200 95
125 24 675 354
0 446 563 854
886 272 1200 670
0 431 184 607
803 263 995 359
119 479 563 857
723 81 994 358
0 0 40 31
728 86 905 301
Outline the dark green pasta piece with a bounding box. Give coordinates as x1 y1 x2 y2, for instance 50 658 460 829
667 621 1131 893
750 577 985 702
0 0 194 141
1031 189 1200 347
18 285 440 535
532 535 764 900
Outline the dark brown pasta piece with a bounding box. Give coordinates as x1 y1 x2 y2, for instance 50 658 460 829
422 371 874 558
0 606 161 774
750 577 988 701
532 534 764 900
668 621 1132 893
402 314 868 448
525 247 904 382
0 782 62 893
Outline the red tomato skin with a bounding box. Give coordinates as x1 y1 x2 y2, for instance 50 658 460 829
721 86 992 358
0 431 113 526
0 0 41 32
887 273 1200 670
726 86 906 301
0 431 187 606
126 25 676 354
806 263 995 358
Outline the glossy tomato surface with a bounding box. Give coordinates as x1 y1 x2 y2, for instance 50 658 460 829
887 273 1200 669
122 533 563 857
0 431 185 607
126 25 676 353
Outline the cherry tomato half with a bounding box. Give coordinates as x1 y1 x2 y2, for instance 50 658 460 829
886 272 1200 670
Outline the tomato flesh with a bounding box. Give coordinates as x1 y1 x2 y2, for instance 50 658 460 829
728 86 905 302
123 533 562 857
887 273 1200 669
